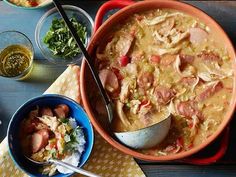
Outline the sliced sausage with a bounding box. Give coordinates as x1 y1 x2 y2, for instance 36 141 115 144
179 54 194 65
197 51 221 63
196 81 223 101
56 104 69 117
24 121 36 134
25 118 41 134
31 129 49 153
111 67 124 80
99 69 119 93
96 59 110 70
40 107 53 117
54 107 66 118
177 100 202 118
137 72 154 89
180 77 197 86
31 133 43 153
38 129 50 139
189 27 208 44
178 54 195 71
154 87 176 105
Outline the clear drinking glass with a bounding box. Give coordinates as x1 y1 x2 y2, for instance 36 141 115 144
0 31 34 80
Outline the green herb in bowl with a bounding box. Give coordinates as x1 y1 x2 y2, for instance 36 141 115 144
43 17 87 59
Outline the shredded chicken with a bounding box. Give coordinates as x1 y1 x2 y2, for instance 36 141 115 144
159 18 175 35
204 63 233 79
116 100 131 126
198 72 212 82
120 78 136 103
173 55 182 76
149 45 181 56
124 63 138 76
153 29 189 48
188 115 200 137
105 37 119 56
167 100 176 115
166 31 189 48
38 116 59 131
191 77 200 92
130 100 141 114
153 31 168 43
144 12 184 25
115 32 134 56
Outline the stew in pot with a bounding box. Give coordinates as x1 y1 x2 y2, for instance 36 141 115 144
94 9 233 155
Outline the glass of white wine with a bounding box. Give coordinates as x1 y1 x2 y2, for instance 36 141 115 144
0 31 34 80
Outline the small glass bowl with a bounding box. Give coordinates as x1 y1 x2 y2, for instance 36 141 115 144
0 31 34 80
35 5 94 65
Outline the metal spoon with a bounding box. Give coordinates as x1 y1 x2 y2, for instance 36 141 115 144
52 0 171 149
25 156 100 177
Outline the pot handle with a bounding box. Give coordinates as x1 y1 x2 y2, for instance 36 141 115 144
94 0 134 32
179 126 229 165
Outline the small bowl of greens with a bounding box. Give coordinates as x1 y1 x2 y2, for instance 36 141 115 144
35 5 93 65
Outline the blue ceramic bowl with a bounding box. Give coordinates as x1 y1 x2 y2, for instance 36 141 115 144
7 94 94 177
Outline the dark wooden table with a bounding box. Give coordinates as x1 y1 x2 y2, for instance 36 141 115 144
0 1 236 176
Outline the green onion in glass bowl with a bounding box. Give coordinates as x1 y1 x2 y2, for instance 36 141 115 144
35 5 94 65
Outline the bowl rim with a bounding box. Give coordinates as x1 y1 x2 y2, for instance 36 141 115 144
80 0 236 161
3 0 52 10
35 5 94 65
7 94 94 176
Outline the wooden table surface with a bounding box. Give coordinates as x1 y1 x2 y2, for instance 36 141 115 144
0 1 236 176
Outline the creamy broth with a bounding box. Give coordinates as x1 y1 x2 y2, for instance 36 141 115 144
95 9 233 154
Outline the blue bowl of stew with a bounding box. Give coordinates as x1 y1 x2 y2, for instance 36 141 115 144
7 94 94 177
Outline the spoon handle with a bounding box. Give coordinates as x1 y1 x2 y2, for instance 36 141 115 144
52 0 111 106
49 159 100 177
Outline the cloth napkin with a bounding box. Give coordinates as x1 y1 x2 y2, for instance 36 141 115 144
0 65 146 177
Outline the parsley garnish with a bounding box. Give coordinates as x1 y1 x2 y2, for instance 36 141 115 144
43 17 87 59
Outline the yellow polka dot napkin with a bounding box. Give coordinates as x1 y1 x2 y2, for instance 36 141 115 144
45 65 81 104
0 65 146 177
76 133 145 177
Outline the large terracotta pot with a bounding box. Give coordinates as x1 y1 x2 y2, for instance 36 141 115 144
80 0 236 161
